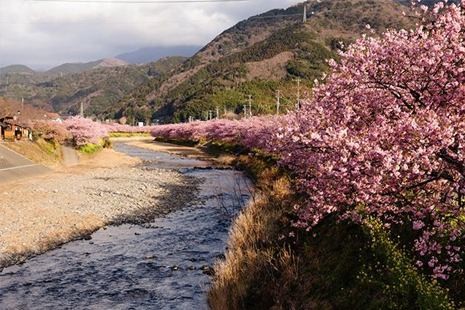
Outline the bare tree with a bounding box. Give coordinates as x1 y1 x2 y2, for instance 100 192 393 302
0 98 17 119
0 97 47 121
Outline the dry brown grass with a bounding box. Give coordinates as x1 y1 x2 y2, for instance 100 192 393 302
245 51 293 81
208 159 296 309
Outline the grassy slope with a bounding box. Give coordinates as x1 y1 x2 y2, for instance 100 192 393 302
206 152 458 310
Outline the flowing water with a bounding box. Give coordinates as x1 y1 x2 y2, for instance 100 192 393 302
0 143 250 310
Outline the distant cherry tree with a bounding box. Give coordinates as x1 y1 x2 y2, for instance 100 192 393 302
64 117 108 146
273 0 465 279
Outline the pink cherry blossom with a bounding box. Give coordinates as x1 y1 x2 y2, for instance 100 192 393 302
146 0 465 280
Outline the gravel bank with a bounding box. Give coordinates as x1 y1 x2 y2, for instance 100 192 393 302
0 149 198 268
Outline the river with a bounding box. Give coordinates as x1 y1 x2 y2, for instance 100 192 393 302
0 143 250 310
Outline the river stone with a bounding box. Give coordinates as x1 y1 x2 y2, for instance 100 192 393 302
200 266 215 276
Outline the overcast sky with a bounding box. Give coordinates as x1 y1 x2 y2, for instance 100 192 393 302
0 0 298 70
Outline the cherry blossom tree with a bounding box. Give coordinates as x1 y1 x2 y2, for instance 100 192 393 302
64 117 108 146
272 0 465 279
31 120 70 143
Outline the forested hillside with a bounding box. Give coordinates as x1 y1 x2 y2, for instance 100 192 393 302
0 57 186 119
116 0 414 123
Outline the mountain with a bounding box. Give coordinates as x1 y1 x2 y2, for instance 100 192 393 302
396 0 447 6
47 58 128 75
0 58 129 87
0 65 35 74
0 66 52 91
0 57 186 117
115 0 415 123
0 0 425 122
116 46 202 64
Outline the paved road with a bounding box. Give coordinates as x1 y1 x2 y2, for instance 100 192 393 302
0 143 51 184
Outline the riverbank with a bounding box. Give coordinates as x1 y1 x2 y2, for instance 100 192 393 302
0 142 250 310
142 139 456 309
0 142 198 268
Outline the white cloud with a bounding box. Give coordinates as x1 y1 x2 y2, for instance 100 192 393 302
0 0 298 69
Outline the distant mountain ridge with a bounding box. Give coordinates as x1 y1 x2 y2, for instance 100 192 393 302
0 46 200 77
0 56 187 116
0 58 129 77
46 58 128 75
0 65 35 74
116 46 201 64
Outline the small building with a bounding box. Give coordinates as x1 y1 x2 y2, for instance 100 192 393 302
45 113 63 123
0 117 29 141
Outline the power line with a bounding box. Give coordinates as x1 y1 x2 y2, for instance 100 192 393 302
0 11 303 25
28 0 248 3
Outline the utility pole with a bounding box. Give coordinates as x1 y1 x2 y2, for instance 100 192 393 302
243 104 247 119
21 97 24 112
80 102 84 117
296 78 301 109
303 3 307 23
247 95 252 117
276 90 281 115
216 106 220 119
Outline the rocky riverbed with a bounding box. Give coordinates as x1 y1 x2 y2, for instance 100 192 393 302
0 147 198 268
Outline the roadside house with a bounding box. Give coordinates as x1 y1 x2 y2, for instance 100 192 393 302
0 117 29 141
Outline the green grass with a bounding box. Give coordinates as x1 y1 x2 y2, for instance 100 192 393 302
153 136 201 147
206 147 458 309
36 138 61 159
78 143 102 154
109 132 152 138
